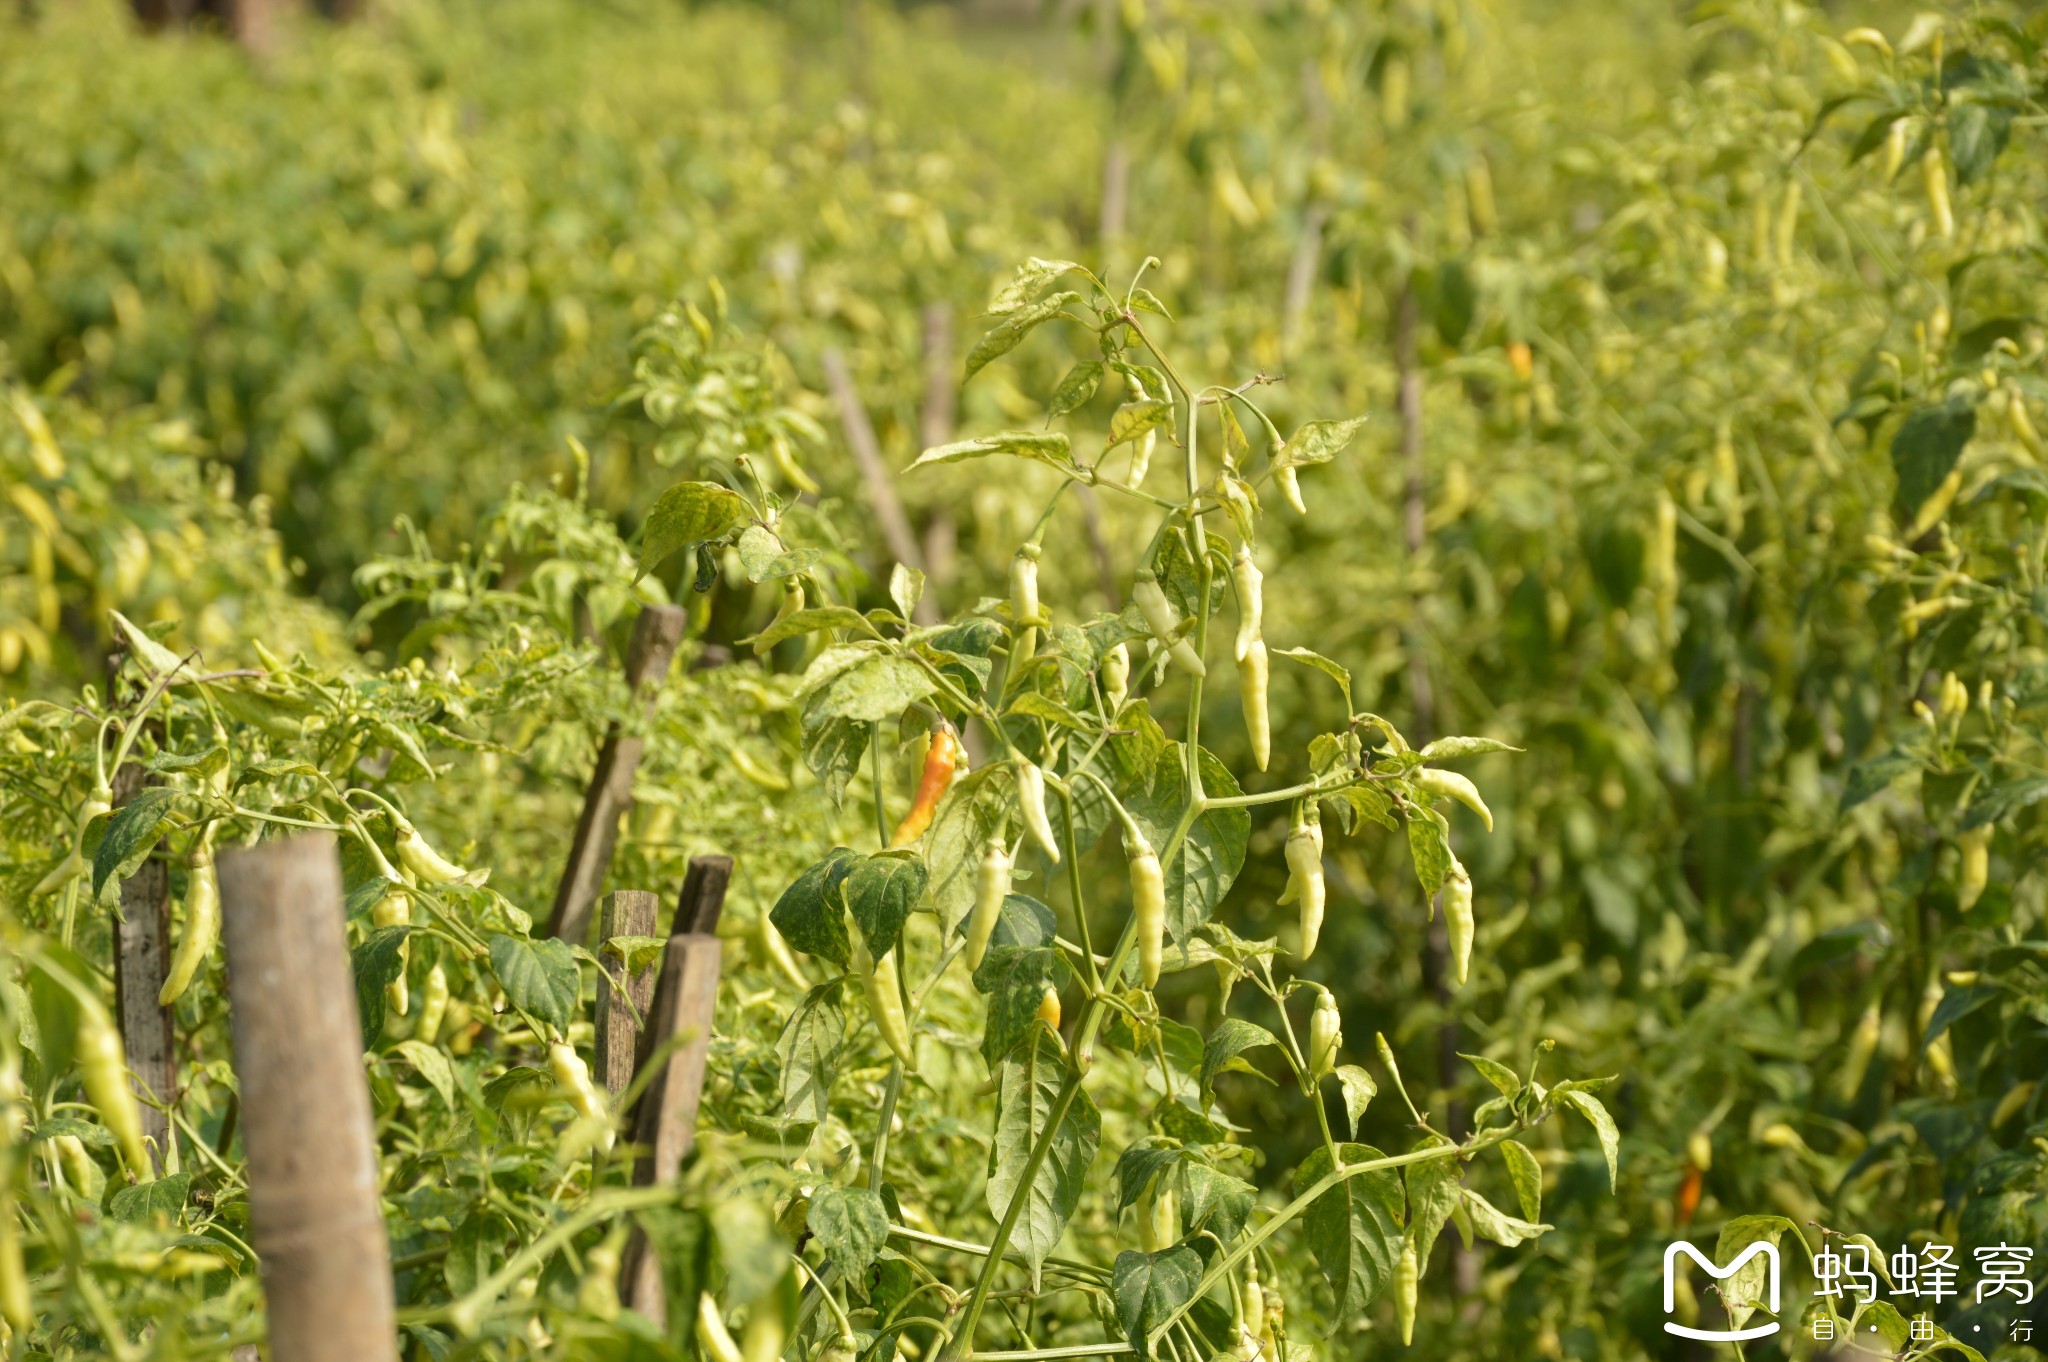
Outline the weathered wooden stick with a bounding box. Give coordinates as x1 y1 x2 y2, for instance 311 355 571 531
593 891 659 1097
672 853 732 937
110 761 172 1173
217 833 397 1362
545 604 688 945
821 345 940 625
617 855 733 1321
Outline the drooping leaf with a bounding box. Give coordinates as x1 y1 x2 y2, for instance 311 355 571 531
1198 1018 1280 1093
843 851 927 958
972 945 1072 1066
1273 647 1353 709
352 925 412 1048
1558 1088 1620 1191
1294 1144 1405 1315
486 932 580 1038
1180 1162 1255 1244
1406 812 1452 902
1890 396 1976 519
1500 1140 1543 1223
745 606 871 652
987 1027 1100 1289
1962 777 2048 830
777 980 849 1124
92 787 179 900
1460 1052 1521 1100
963 292 1078 381
770 848 860 968
638 481 747 574
107 1172 193 1225
1403 1137 1462 1271
393 1039 457 1110
1048 361 1105 418
807 1185 889 1283
1111 1246 1203 1361
1418 736 1521 761
1841 751 1917 813
1335 1065 1377 1138
801 714 870 810
907 431 1076 472
1107 399 1174 450
1277 417 1369 468
1460 1187 1550 1246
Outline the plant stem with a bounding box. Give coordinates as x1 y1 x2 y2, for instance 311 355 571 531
939 918 1139 1361
1146 1134 1502 1349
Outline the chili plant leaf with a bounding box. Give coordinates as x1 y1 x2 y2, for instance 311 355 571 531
1295 1143 1404 1315
987 1026 1099 1290
1111 1245 1203 1361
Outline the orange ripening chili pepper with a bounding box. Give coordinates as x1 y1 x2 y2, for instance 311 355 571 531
889 723 965 849
1674 1165 1703 1228
1507 341 1534 380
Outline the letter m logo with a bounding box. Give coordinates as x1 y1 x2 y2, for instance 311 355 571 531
1663 1240 1782 1342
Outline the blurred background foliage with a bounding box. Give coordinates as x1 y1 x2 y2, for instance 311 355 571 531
6 0 2048 1356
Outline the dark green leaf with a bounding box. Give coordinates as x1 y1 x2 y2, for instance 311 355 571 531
1948 103 2012 185
108 1172 193 1225
770 848 860 968
1112 1246 1203 1361
972 945 1072 1066
1891 396 1977 519
1962 777 2048 830
92 787 179 900
1842 751 1917 813
988 1028 1099 1289
843 851 927 958
486 932 580 1038
1922 983 2000 1048
1180 1162 1255 1244
1403 1137 1462 1271
1294 1143 1404 1315
1198 1018 1279 1093
352 924 412 1048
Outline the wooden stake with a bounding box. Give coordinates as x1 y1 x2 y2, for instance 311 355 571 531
593 891 658 1097
110 761 172 1174
617 854 732 1321
217 833 398 1362
545 604 688 945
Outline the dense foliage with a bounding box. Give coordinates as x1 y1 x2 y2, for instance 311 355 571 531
5 0 2048 1359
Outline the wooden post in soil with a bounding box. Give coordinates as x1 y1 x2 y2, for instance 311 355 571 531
217 833 398 1362
593 891 659 1097
617 855 732 1323
544 604 688 946
110 761 173 1175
